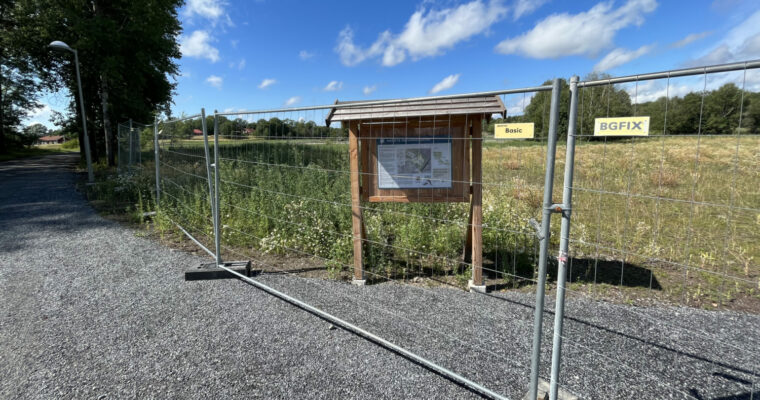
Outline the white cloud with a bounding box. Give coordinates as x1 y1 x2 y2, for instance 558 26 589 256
258 78 277 89
323 81 343 91
496 0 657 58
22 103 55 129
512 0 549 20
687 10 760 66
179 30 220 62
363 85 377 96
206 75 223 89
299 50 315 60
671 31 712 48
183 0 232 26
429 74 460 94
625 80 698 104
336 27 389 66
593 44 654 72
504 92 536 115
336 0 508 67
284 96 301 106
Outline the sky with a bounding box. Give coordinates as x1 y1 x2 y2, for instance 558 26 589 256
25 0 760 128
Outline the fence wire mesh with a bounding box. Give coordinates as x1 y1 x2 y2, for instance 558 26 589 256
106 60 760 400
155 113 218 259
117 121 152 173
552 67 760 399
211 91 558 399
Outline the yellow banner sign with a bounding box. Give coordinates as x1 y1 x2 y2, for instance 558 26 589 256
495 123 534 139
594 116 650 136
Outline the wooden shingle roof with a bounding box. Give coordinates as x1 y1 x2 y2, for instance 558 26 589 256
325 96 506 125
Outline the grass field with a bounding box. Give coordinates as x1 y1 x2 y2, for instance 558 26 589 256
88 134 760 311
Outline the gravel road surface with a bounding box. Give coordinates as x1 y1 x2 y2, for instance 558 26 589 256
1 154 758 399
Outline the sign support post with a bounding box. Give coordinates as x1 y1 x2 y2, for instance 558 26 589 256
469 117 485 292
348 121 365 284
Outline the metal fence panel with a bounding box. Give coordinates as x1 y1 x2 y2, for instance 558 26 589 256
107 58 760 400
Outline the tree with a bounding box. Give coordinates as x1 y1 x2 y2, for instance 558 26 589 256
23 123 48 138
521 78 570 139
743 92 760 134
7 0 182 165
576 73 633 137
702 83 746 135
0 0 42 153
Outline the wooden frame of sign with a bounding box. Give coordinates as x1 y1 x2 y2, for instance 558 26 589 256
328 96 505 286
357 116 471 203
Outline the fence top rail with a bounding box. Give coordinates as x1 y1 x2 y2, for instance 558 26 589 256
577 59 760 87
215 84 554 117
118 121 153 128
161 113 203 124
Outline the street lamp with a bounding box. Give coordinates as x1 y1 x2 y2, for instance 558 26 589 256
49 40 94 183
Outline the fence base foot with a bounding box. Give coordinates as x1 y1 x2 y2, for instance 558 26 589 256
351 279 367 286
521 379 579 400
468 280 487 293
185 260 254 281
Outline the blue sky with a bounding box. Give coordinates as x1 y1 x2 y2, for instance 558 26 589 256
26 0 760 127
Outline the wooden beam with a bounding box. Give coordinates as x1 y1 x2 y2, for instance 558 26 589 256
471 117 483 286
348 121 364 281
462 197 473 264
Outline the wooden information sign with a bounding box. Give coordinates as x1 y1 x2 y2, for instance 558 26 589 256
326 96 506 287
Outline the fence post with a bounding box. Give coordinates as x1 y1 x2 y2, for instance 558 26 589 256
528 78 562 400
200 108 218 261
470 116 484 290
213 111 222 266
153 116 160 208
548 76 579 400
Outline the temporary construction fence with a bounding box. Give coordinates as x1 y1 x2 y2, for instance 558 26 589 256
116 120 151 173
114 60 760 400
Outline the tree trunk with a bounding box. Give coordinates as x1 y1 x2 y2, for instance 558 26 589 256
0 13 6 154
92 0 114 166
0 60 5 154
100 74 114 166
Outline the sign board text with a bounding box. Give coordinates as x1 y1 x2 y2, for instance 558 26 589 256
594 116 650 136
495 123 535 139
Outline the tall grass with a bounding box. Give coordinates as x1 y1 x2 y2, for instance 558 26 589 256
97 135 759 307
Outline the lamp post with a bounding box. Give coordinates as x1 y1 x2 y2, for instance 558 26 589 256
49 40 94 183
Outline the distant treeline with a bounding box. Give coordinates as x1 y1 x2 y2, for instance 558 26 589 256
162 79 760 140
490 78 760 138
161 116 347 139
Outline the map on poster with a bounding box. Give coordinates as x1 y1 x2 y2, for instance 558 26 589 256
377 137 452 189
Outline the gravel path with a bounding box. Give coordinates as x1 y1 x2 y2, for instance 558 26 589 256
1 154 758 399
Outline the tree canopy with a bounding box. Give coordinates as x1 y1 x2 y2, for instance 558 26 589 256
0 0 182 161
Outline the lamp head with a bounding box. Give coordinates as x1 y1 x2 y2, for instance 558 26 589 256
48 41 73 52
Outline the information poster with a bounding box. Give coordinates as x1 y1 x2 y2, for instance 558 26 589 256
377 137 452 189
